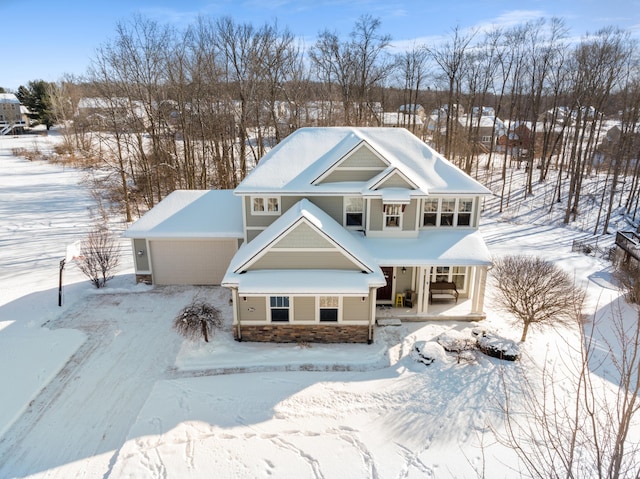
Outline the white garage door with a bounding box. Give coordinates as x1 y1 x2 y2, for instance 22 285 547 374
150 239 237 285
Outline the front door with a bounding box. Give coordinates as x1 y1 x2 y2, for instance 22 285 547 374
377 267 393 301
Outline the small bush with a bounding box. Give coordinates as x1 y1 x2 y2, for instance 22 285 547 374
173 300 222 342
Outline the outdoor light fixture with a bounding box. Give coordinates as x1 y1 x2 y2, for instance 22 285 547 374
402 267 407 274
137 250 144 257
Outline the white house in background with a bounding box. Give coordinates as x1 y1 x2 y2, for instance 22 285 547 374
125 127 493 343
0 93 27 135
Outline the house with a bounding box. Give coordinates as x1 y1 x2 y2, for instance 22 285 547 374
458 114 505 151
0 93 27 135
125 127 493 343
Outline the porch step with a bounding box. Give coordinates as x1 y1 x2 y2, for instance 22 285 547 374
376 318 402 327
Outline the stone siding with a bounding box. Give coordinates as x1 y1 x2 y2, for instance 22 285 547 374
235 324 371 343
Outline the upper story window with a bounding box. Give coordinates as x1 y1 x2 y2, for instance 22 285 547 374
344 197 364 228
384 204 403 229
423 198 475 227
252 196 280 215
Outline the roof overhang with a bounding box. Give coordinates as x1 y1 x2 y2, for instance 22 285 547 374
223 269 386 295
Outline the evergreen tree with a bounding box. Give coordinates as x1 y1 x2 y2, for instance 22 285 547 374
16 80 56 129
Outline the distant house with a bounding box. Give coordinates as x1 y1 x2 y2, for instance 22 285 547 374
458 114 505 151
125 127 493 343
0 93 27 135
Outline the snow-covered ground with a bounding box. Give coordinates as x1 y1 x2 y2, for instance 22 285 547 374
0 131 636 478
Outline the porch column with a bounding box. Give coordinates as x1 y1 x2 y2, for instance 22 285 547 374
471 266 488 313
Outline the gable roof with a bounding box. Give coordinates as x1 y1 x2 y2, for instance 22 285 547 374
123 190 243 239
222 199 386 292
234 127 491 197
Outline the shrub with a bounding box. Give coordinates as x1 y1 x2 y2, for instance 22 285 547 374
173 299 222 342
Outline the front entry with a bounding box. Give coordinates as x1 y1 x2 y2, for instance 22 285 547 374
378 267 393 301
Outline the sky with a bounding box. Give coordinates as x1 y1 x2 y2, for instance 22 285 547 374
1 0 639 91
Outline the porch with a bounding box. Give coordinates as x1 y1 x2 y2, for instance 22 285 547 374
375 296 486 322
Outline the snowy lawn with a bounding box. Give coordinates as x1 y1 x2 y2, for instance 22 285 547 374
0 132 636 478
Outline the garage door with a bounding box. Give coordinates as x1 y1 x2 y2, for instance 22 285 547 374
150 239 237 285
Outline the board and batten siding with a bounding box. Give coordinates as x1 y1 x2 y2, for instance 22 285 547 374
376 173 413 189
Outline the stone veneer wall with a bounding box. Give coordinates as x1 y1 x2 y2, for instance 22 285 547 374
135 274 153 284
235 324 371 343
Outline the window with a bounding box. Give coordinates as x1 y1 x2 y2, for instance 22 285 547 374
431 266 467 290
423 198 475 227
451 266 467 290
252 196 280 215
319 296 339 322
481 135 493 143
269 296 290 321
457 199 473 226
384 204 402 228
423 198 439 226
434 266 450 283
440 199 456 226
344 197 364 228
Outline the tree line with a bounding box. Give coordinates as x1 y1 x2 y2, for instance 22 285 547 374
13 14 640 230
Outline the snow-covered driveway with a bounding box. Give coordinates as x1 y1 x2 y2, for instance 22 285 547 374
0 287 196 479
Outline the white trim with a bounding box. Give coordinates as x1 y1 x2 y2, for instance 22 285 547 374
268 295 292 322
251 195 281 216
317 295 342 322
421 197 476 228
312 140 390 185
343 196 364 229
383 204 403 231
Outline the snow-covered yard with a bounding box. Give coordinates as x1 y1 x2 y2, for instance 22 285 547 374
0 132 636 478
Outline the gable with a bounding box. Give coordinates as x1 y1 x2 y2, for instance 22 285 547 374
315 142 388 184
242 218 367 272
374 171 416 190
272 222 333 249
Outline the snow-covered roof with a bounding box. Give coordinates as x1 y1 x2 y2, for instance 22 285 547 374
225 269 385 295
222 199 386 291
123 190 243 239
360 229 492 266
0 93 20 104
234 127 491 197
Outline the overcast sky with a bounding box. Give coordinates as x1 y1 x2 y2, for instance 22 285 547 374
2 0 639 90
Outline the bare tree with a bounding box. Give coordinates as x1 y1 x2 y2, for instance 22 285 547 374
77 224 120 288
497 267 640 478
491 255 585 341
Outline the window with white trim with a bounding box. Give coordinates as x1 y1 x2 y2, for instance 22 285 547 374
344 197 364 228
457 199 473 226
423 198 438 226
319 296 339 322
252 196 280 215
384 204 402 228
422 198 475 227
269 296 290 322
431 266 467 290
440 199 456 226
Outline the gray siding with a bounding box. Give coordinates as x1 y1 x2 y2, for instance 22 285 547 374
307 196 343 224
244 197 277 228
403 199 418 231
246 229 263 242
273 222 333 249
369 199 383 231
343 297 370 322
133 239 149 271
249 251 360 270
322 170 380 183
377 173 413 189
239 296 267 321
341 145 388 168
293 296 315 321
